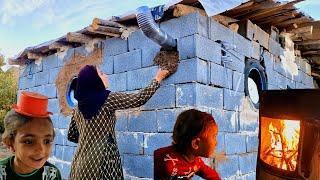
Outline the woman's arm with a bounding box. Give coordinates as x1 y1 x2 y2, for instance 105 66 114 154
67 110 79 143
106 69 168 110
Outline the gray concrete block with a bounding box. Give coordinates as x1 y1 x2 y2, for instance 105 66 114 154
101 55 114 74
114 50 142 73
143 133 172 155
176 83 223 109
128 111 157 133
239 109 259 132
123 155 153 178
49 67 61 84
116 132 143 154
108 72 127 92
164 58 208 85
127 66 157 90
234 33 252 58
246 135 258 152
216 110 238 132
216 155 239 178
265 68 277 86
179 34 221 64
142 85 176 110
305 75 315 88
233 71 244 92
225 133 246 154
160 12 209 39
157 109 178 133
104 37 128 56
57 48 74 67
48 98 59 114
268 38 281 56
43 84 57 98
210 62 233 88
262 50 273 72
239 153 257 174
115 111 128 131
35 71 49 86
253 25 269 49
251 41 261 60
128 29 161 67
273 58 286 76
210 19 234 45
222 50 245 73
43 54 58 70
224 89 245 111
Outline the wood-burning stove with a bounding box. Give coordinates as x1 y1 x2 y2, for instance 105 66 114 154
257 89 320 180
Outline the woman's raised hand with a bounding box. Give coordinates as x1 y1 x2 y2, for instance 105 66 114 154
155 69 170 83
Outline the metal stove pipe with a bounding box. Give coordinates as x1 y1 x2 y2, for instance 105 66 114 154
136 6 177 51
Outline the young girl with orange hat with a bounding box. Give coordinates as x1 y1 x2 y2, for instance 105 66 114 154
0 91 61 180
154 109 221 180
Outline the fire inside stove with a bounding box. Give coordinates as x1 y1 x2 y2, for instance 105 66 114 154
260 117 301 171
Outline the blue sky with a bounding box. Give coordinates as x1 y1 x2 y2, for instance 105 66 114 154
0 0 319 60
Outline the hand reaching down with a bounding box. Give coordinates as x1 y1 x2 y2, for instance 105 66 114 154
155 69 170 83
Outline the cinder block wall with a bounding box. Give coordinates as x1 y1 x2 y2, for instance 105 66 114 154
17 12 315 179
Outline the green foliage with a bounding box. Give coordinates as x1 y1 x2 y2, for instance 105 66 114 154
0 55 18 133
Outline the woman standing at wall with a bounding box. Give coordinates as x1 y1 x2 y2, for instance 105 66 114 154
67 65 169 180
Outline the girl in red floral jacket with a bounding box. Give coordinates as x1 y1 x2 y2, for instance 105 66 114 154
154 109 221 180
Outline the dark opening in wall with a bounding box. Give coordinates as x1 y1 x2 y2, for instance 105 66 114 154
66 76 78 108
245 59 267 109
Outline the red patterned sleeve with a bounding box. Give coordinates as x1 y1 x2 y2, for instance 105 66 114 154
196 159 221 180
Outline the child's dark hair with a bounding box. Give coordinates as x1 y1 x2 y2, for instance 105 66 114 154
1 110 54 147
172 109 217 154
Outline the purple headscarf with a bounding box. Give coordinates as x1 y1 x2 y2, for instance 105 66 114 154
74 65 110 120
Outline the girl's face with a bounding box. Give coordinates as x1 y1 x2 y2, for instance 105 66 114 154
97 67 109 89
197 124 218 158
11 118 54 174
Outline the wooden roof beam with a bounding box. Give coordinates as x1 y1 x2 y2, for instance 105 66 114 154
66 32 92 44
302 51 320 56
241 0 304 20
276 16 311 27
27 52 43 61
86 26 121 38
91 23 123 34
49 42 73 52
92 18 125 28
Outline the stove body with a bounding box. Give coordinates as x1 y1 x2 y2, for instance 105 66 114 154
257 89 320 180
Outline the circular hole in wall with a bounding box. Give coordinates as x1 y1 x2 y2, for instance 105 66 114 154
245 59 267 109
66 77 78 108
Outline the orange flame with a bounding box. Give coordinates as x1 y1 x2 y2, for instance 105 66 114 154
260 118 300 171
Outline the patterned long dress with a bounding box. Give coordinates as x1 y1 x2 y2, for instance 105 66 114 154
68 80 160 180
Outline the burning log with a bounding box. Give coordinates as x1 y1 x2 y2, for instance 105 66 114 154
261 120 300 171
